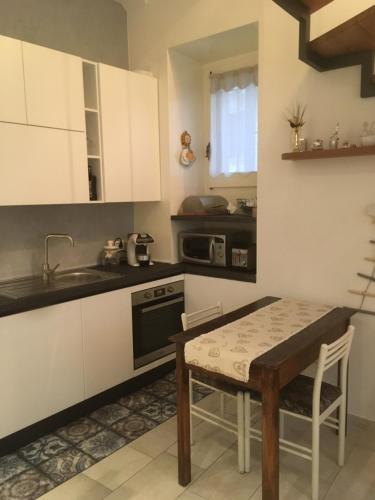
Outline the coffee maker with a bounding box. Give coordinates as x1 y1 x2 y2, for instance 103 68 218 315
127 233 154 267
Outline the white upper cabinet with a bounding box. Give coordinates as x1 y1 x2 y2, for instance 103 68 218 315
99 63 132 202
0 35 27 124
0 123 89 205
81 288 133 398
23 42 85 131
128 71 161 202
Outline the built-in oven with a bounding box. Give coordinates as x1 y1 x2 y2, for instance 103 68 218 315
132 280 184 369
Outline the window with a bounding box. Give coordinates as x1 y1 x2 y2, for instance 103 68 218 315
209 66 258 179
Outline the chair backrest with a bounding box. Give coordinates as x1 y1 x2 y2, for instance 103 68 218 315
181 302 223 331
313 325 355 415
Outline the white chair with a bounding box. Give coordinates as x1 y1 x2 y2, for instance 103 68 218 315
182 302 248 473
245 325 354 499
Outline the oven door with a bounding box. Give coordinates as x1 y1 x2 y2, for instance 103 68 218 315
132 293 184 369
179 234 215 265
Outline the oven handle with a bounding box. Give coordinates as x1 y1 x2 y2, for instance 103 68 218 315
209 237 215 264
140 296 184 314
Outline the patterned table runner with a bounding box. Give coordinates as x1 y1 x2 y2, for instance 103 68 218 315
184 298 334 382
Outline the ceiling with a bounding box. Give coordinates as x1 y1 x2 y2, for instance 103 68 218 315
170 23 258 64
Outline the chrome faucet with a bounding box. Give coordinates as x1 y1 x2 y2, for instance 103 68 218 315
42 234 75 282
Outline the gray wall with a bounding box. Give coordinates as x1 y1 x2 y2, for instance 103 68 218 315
0 0 132 280
0 204 133 280
0 0 128 68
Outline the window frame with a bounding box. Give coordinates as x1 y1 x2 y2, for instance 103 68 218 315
202 52 258 190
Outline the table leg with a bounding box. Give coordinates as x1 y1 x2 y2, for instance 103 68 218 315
176 344 191 486
262 370 280 500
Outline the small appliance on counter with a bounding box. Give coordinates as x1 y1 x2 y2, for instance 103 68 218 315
100 238 126 266
127 233 154 267
178 195 229 215
179 229 256 271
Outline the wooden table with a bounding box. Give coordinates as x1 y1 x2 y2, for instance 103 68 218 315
169 296 354 500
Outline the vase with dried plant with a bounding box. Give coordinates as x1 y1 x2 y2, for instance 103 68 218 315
287 104 306 152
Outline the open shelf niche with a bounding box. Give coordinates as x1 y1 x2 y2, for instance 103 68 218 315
83 61 104 201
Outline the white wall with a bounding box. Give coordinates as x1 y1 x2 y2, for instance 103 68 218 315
167 50 205 217
125 0 261 262
125 0 375 420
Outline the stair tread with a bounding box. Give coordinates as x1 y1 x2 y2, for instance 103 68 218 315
301 0 333 13
309 5 375 58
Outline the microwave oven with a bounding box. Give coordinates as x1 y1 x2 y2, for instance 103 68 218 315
179 230 256 269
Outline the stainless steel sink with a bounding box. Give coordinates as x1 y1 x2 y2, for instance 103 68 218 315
0 269 120 299
54 271 105 284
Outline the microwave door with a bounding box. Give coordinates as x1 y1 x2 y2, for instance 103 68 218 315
181 235 215 265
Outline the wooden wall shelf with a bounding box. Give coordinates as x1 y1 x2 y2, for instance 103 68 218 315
282 145 375 161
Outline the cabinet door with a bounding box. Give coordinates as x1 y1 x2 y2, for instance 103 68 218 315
0 301 84 439
0 123 89 205
0 35 27 124
81 288 133 398
99 64 132 202
23 42 85 131
128 72 161 202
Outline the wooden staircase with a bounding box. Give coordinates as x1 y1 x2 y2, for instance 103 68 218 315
273 0 375 97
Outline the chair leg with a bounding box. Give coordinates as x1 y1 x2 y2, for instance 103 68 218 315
220 392 225 418
189 372 194 446
280 412 285 439
237 391 245 473
338 400 346 466
244 392 251 473
312 417 320 500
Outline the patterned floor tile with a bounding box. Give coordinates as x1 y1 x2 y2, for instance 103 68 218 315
18 435 70 466
164 390 208 405
76 429 127 461
90 403 132 427
0 469 54 500
0 453 31 485
56 417 103 445
163 370 176 383
143 379 176 398
118 390 158 411
164 392 177 404
39 448 94 485
112 414 158 442
193 383 214 397
139 399 177 424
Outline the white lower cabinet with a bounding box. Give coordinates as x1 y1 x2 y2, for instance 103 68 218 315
0 301 84 439
81 288 133 398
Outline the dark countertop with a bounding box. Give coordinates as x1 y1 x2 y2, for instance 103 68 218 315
0 262 256 318
0 263 184 318
183 263 256 283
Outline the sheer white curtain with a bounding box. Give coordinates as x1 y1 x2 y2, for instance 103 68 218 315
210 66 258 177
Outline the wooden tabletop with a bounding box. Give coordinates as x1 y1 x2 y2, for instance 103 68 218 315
170 296 355 391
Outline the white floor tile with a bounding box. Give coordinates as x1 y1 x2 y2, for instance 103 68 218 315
325 446 375 500
129 415 178 458
178 490 208 499
189 444 261 500
104 453 203 500
39 473 110 500
167 421 236 470
84 445 152 490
